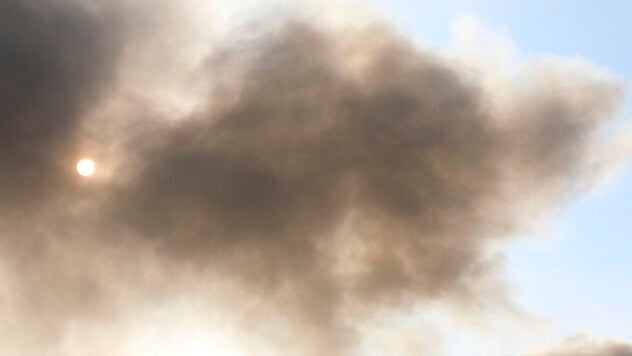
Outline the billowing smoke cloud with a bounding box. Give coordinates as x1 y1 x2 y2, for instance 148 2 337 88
529 335 632 356
107 19 622 351
0 0 627 355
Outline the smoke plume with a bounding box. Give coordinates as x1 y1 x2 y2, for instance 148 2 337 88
529 335 632 356
0 0 627 355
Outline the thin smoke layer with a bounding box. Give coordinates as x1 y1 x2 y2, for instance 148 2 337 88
0 0 627 355
529 335 632 356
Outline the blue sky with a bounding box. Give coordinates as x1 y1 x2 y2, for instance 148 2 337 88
369 0 632 345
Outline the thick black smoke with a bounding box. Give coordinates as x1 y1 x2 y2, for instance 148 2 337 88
0 1 627 355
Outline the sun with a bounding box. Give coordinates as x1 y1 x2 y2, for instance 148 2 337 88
76 158 96 177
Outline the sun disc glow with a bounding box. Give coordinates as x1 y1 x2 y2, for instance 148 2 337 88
76 159 96 177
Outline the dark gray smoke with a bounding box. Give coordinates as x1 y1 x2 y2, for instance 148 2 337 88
529 335 632 356
0 1 626 355
0 0 129 353
0 0 125 212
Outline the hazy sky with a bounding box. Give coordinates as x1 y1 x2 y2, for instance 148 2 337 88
1 1 631 355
